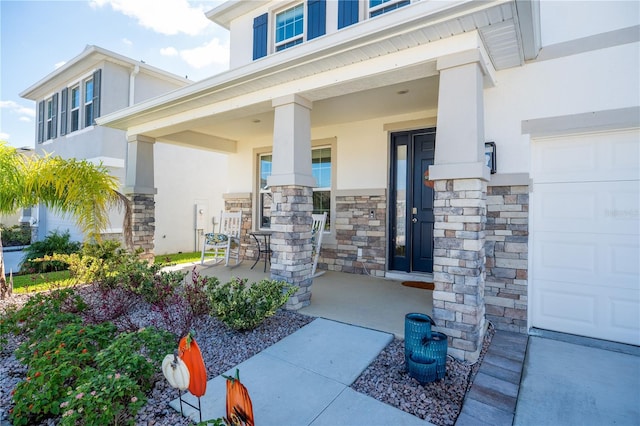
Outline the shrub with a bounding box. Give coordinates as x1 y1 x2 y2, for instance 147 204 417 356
58 371 145 426
207 277 298 331
183 267 216 317
95 327 175 392
151 292 195 338
21 231 81 274
10 322 117 426
0 224 31 247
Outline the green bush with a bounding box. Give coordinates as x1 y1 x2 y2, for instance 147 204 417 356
21 231 81 274
0 224 31 246
4 288 175 426
207 277 298 331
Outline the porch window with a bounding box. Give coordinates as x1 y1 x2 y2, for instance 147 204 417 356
259 154 273 228
275 3 304 52
369 0 410 17
312 147 331 230
258 147 332 230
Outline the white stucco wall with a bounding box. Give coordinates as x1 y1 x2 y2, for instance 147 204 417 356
539 0 639 45
153 143 227 254
485 41 640 174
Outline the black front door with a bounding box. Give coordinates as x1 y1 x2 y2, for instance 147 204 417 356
389 129 435 273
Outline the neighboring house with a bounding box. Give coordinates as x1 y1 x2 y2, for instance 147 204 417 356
98 1 640 361
20 45 228 255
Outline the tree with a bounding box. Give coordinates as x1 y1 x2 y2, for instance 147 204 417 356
0 141 132 298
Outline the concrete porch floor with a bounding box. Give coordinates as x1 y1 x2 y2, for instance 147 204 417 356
179 259 433 338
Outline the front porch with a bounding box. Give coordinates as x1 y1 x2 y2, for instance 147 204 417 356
187 261 433 338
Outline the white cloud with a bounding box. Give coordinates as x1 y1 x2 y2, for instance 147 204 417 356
54 61 66 69
0 101 36 121
0 132 10 140
122 38 133 46
19 117 31 123
160 46 178 57
179 38 229 69
90 0 212 36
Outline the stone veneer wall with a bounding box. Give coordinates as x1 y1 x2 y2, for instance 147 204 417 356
321 190 386 277
484 185 529 334
223 193 253 260
130 194 155 262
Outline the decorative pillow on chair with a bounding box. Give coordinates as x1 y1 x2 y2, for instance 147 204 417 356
205 233 229 244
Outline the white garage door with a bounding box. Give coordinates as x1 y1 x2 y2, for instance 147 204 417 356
531 129 640 345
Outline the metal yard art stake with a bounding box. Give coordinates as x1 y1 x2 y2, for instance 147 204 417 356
162 331 208 423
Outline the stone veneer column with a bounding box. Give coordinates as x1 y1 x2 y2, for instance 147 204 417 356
432 179 487 362
429 48 495 362
124 134 157 261
269 185 314 310
268 94 316 310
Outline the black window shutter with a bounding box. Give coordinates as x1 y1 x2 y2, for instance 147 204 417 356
338 0 359 29
60 88 68 136
51 93 58 139
307 0 326 40
253 13 268 60
92 69 101 121
37 100 45 143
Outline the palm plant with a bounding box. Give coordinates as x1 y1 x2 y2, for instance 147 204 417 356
0 141 132 298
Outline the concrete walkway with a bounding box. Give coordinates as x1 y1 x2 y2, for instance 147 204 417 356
170 318 433 425
514 336 640 426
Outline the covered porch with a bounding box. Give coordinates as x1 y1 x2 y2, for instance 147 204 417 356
184 261 433 338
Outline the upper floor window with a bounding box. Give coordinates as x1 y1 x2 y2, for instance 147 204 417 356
84 78 94 127
369 0 410 17
46 98 55 140
275 3 304 52
70 86 80 132
253 0 326 60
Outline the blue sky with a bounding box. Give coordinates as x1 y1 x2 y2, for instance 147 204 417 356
0 0 231 149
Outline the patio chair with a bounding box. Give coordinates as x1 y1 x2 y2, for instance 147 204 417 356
201 211 242 267
311 212 327 278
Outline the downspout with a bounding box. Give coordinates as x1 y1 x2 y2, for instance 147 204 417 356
129 64 140 106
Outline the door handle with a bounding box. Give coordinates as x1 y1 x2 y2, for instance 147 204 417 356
412 217 418 223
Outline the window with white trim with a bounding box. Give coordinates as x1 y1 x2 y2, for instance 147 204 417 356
369 0 410 17
312 147 331 230
84 78 95 127
46 98 55 140
70 85 80 132
275 3 304 52
258 147 332 230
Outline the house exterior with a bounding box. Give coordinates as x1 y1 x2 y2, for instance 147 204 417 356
20 46 228 255
99 1 639 361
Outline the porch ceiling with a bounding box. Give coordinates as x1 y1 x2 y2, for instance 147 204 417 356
98 0 534 152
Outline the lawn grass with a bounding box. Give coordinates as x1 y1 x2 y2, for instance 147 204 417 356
10 270 75 293
153 251 201 266
7 251 201 294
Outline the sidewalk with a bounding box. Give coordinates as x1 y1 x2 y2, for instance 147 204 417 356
170 318 434 425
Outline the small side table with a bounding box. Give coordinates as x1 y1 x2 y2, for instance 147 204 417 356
249 231 272 272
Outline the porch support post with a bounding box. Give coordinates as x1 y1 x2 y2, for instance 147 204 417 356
268 94 316 310
124 134 157 262
430 51 490 363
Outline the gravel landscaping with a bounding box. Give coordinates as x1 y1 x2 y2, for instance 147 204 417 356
1 289 493 426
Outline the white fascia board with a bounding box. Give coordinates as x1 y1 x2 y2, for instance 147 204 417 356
205 0 270 29
20 45 190 100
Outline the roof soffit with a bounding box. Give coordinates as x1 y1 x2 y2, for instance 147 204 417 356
99 0 530 132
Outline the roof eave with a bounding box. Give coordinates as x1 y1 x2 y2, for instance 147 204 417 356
205 0 270 30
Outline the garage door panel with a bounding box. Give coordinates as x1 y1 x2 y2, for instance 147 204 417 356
534 181 639 235
533 130 640 183
534 279 639 345
532 129 640 346
534 232 638 287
